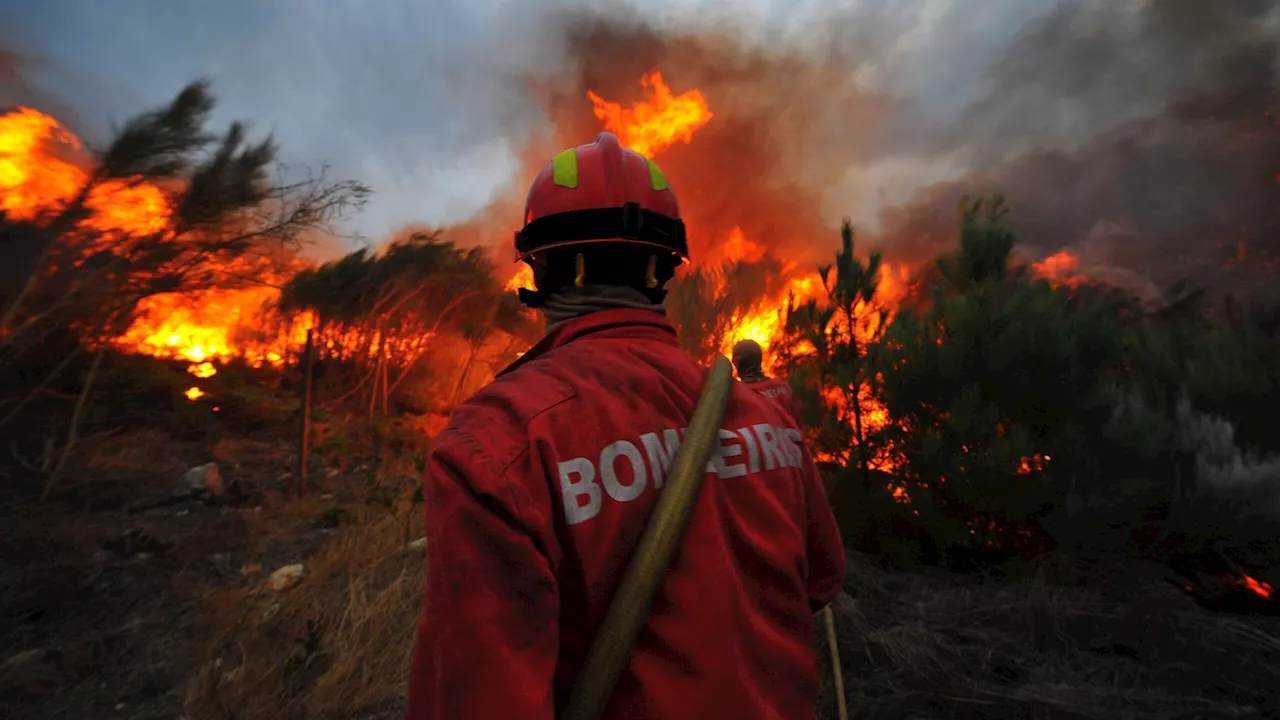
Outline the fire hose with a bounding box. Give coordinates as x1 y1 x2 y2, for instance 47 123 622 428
562 355 735 720
560 354 850 720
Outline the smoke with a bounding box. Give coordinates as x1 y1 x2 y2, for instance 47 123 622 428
6 0 1278 297
447 2 928 271
460 0 1280 301
868 0 1280 294
0 42 81 130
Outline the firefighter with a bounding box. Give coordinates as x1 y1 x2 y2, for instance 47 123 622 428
406 131 845 720
733 338 802 422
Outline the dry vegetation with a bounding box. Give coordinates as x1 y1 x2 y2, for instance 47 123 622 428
815 555 1280 720
186 507 422 720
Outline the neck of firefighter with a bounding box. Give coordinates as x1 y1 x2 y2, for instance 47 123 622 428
736 362 767 383
541 284 666 331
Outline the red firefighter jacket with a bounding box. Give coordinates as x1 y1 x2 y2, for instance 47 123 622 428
406 308 846 720
745 377 801 423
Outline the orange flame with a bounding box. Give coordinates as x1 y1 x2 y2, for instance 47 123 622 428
587 71 714 159
0 107 85 221
505 264 534 293
1 106 316 378
690 224 907 473
188 362 217 379
1031 250 1086 288
184 386 206 401
113 284 314 370
0 107 171 236
722 226 767 264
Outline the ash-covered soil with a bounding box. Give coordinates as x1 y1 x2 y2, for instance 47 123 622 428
815 553 1280 720
3 428 1279 720
0 431 340 720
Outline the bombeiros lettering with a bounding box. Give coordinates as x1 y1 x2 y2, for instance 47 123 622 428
558 423 806 526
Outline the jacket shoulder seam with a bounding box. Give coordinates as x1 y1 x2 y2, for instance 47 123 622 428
445 426 527 521
496 389 577 477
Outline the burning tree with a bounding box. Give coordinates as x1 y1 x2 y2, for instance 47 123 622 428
664 253 786 363
277 231 538 416
776 219 893 479
0 81 367 490
867 197 1124 560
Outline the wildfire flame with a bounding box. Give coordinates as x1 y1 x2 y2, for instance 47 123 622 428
1 106 313 393
588 71 714 159
1 107 84 221
584 73 908 470
0 106 170 236
1031 249 1086 288
505 264 534 293
113 284 314 370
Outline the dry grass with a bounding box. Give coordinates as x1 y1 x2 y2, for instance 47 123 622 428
185 504 424 720
182 504 1280 720
82 427 194 479
814 554 1280 720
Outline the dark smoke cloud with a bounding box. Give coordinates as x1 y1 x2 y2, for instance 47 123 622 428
457 5 916 272
471 0 1280 307
871 0 1280 298
0 42 81 129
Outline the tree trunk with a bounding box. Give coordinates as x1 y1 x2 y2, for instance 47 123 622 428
449 340 483 409
850 381 871 486
42 346 105 501
296 328 315 498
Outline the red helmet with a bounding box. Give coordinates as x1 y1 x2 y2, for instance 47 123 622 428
514 132 688 263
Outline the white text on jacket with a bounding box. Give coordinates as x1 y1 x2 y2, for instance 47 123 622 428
558 424 805 525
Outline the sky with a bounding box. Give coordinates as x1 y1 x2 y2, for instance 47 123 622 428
0 0 1073 246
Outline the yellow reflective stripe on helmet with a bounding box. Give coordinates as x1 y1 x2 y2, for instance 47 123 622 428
552 148 579 188
647 158 669 191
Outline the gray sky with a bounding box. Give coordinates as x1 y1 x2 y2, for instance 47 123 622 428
0 0 1070 245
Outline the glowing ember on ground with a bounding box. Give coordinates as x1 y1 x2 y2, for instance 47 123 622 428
588 71 714 159
1016 453 1051 474
1239 575 1274 600
188 362 217 379
184 387 206 401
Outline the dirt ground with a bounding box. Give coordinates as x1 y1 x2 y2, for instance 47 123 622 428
0 429 350 720
3 427 1279 720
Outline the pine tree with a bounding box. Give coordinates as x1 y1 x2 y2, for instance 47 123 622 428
874 196 1126 558
778 218 889 482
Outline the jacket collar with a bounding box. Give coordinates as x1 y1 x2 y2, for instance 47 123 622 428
497 308 681 378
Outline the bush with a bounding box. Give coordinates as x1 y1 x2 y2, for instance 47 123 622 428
786 195 1280 576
